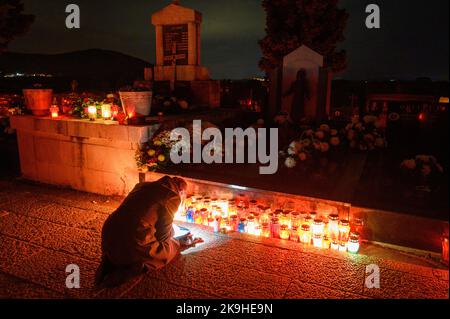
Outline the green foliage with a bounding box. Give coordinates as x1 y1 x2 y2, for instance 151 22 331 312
0 0 35 53
259 0 348 73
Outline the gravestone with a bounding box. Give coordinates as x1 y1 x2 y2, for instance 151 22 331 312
149 1 220 107
268 45 331 123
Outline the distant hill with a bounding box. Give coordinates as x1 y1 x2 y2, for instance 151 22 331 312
0 49 152 92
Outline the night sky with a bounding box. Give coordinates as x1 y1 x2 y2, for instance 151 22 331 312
8 0 449 80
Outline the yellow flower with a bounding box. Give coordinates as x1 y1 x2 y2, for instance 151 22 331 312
319 124 330 132
331 129 338 136
139 165 149 173
158 154 166 162
154 140 162 146
147 149 156 156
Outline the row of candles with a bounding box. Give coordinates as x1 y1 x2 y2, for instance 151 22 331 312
176 195 363 254
49 102 121 121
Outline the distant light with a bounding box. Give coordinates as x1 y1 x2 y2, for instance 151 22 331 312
418 113 425 121
439 97 449 104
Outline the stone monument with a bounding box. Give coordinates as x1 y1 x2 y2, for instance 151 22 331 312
268 45 331 123
149 0 220 107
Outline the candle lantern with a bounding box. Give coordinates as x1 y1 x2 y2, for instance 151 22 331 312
352 217 364 238
331 240 339 250
280 225 290 240
229 215 239 232
313 234 323 248
309 211 317 221
348 233 360 254
322 236 331 249
219 198 228 214
252 212 260 224
328 214 340 241
207 217 214 227
194 210 203 225
339 219 350 242
111 105 119 119
213 217 220 233
247 216 256 235
249 200 258 212
339 241 347 252
312 218 325 236
50 105 59 118
291 211 301 228
261 222 271 238
281 211 291 227
186 206 194 223
290 226 299 242
101 103 112 120
303 215 313 226
238 218 247 233
442 236 449 265
228 201 237 216
203 200 211 211
201 208 210 226
300 224 311 244
254 225 262 237
271 218 280 239
88 105 97 121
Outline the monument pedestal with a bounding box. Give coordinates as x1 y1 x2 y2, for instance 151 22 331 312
153 65 210 82
191 80 221 108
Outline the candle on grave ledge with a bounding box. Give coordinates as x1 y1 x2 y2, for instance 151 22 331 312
229 214 239 232
247 216 256 235
348 233 360 254
111 105 119 119
300 224 311 244
281 211 291 227
213 217 220 233
312 218 325 236
303 215 313 227
254 225 262 237
290 226 299 242
186 206 194 223
261 223 271 238
331 240 339 250
50 105 59 118
322 236 331 249
291 211 301 228
219 198 228 214
328 213 340 241
194 210 203 225
280 225 290 240
101 103 112 120
309 211 317 221
271 217 280 239
352 217 364 239
249 200 258 212
201 208 209 226
88 105 97 121
313 234 323 248
339 219 350 243
339 241 347 252
238 218 247 233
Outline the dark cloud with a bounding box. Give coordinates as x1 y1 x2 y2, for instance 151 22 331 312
8 0 449 80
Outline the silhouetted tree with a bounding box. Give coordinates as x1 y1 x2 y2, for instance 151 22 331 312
259 0 348 73
0 0 34 53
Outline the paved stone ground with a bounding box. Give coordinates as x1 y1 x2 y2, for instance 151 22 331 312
0 179 448 299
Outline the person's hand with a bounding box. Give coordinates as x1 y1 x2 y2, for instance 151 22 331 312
179 234 204 251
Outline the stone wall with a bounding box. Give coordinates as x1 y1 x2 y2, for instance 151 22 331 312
10 116 160 196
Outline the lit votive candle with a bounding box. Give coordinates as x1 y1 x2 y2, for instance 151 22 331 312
312 218 325 236
328 214 340 241
291 211 301 228
247 216 256 235
280 225 290 240
238 218 247 233
322 236 331 249
300 224 311 244
101 103 112 119
339 241 347 252
331 240 339 250
261 222 271 238
348 234 360 254
229 214 239 232
271 217 280 239
290 226 299 242
313 234 323 248
442 236 449 265
50 105 59 118
88 105 97 121
339 219 351 243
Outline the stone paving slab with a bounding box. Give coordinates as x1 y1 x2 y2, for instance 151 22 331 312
284 280 369 299
0 272 63 299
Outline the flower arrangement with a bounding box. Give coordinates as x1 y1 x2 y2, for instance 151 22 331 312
136 130 182 172
72 97 105 119
401 155 444 189
343 115 387 151
281 124 341 169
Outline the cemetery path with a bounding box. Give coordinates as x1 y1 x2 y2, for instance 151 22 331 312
0 179 448 299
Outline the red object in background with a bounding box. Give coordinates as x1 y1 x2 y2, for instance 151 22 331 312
116 112 126 125
443 236 449 265
111 105 119 119
418 112 425 121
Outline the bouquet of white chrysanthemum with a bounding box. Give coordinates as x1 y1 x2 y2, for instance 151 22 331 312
281 124 341 168
400 155 444 189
